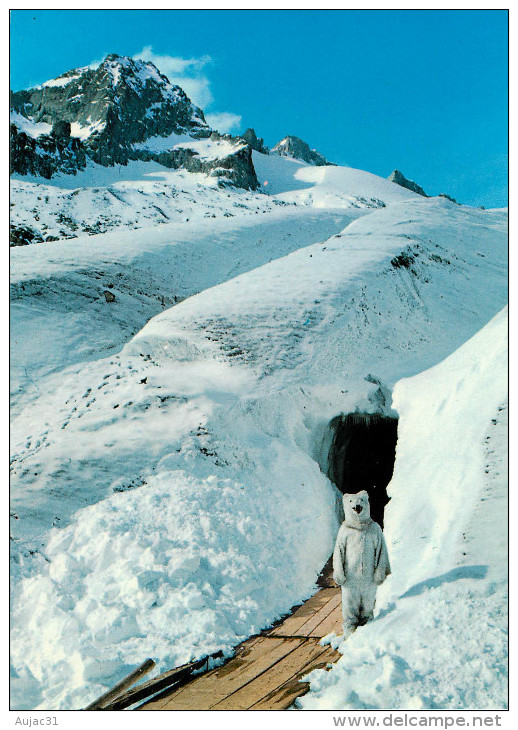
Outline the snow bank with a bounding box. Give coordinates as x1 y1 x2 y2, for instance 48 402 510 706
10 384 342 709
300 308 508 710
10 162 508 711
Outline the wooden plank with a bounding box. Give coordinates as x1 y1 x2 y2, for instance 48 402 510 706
138 636 267 710
209 640 329 710
141 637 303 711
309 604 343 638
271 590 341 638
250 644 341 710
232 633 268 656
158 638 303 710
105 655 213 710
295 591 342 637
136 560 346 711
84 659 156 710
250 677 311 710
268 588 337 637
270 588 340 632
269 589 339 637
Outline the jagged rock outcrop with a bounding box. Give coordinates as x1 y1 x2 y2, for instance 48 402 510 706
10 54 259 189
439 193 459 204
10 122 87 178
132 130 258 189
241 128 268 154
388 169 428 197
10 54 209 165
270 135 332 166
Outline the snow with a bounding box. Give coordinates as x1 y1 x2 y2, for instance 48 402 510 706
42 74 81 88
299 308 508 710
175 137 246 160
70 120 106 140
10 111 52 138
10 155 414 244
134 62 166 87
9 155 508 710
253 151 420 209
10 160 290 242
132 132 245 161
10 207 355 399
133 131 193 152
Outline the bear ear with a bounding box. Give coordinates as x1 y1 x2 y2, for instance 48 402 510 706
358 490 369 498
342 492 351 498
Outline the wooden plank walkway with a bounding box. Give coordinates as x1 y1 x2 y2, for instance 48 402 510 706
139 563 342 711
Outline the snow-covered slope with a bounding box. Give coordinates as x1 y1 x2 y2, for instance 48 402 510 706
10 174 507 709
10 206 358 406
11 154 417 245
253 151 421 207
300 308 508 710
10 162 287 243
11 157 427 399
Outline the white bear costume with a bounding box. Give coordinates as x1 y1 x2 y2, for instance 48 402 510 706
333 490 391 631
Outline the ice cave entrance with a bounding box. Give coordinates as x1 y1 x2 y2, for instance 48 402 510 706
326 413 398 528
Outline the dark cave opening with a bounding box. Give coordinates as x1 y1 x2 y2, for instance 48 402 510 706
327 413 399 528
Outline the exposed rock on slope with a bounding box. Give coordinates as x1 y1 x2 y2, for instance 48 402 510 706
135 130 258 189
241 128 268 154
10 54 209 165
10 122 87 178
388 169 428 197
271 135 332 166
10 54 259 189
439 192 459 204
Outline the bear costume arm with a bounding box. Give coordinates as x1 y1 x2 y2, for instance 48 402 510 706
373 524 391 585
333 524 348 585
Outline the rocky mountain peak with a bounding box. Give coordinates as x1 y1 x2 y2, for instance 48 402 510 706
10 54 261 189
10 54 209 166
270 135 332 166
388 169 428 197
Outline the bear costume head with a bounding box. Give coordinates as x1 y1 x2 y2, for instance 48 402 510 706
342 490 372 528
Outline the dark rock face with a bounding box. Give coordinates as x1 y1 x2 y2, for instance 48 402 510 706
439 193 459 204
388 169 428 197
51 120 71 139
10 123 87 178
270 135 332 166
131 130 258 190
10 224 42 246
10 54 259 190
241 128 268 154
11 54 209 166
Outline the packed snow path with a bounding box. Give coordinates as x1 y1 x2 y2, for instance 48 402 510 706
139 569 342 710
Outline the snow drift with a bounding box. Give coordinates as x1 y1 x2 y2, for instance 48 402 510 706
10 158 507 710
300 308 508 710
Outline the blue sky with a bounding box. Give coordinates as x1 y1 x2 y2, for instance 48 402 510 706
10 9 508 207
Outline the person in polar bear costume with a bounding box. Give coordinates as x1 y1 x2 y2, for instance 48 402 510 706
333 490 391 634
